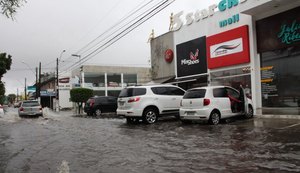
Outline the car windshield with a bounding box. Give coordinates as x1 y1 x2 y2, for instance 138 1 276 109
183 89 206 99
22 102 40 107
119 88 146 97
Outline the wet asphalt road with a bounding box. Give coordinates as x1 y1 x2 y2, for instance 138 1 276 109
0 108 300 173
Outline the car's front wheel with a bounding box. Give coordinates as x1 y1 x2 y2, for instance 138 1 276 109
143 108 158 124
244 105 254 119
208 111 220 125
94 109 102 116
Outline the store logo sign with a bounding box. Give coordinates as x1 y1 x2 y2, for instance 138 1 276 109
181 49 200 65
210 38 243 58
172 0 247 31
278 20 300 45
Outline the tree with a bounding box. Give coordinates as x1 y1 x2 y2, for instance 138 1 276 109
7 93 16 104
0 53 12 97
70 88 93 115
0 0 26 19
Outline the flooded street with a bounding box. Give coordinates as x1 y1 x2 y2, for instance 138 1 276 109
0 108 300 173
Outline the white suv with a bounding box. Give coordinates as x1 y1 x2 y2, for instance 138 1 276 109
180 86 254 125
117 85 186 124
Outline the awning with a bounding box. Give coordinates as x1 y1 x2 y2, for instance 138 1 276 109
241 0 299 17
147 76 175 84
167 74 208 84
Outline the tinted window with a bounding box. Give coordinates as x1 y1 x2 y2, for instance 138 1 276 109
151 87 168 95
119 88 146 97
22 101 40 107
213 88 227 98
169 87 185 96
183 89 206 99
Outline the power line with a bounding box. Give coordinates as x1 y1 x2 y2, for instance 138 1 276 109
59 0 153 69
61 0 174 73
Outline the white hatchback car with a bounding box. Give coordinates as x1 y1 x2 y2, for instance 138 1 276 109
117 84 185 124
180 86 253 125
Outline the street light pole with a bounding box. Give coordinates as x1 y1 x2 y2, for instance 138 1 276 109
56 50 66 111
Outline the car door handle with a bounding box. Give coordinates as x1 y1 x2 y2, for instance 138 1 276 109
154 98 159 100
172 98 176 100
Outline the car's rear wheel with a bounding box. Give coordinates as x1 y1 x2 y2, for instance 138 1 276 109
209 111 220 125
244 105 254 119
143 108 158 124
94 109 102 116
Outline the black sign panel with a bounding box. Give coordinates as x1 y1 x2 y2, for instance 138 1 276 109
256 6 300 53
176 37 207 78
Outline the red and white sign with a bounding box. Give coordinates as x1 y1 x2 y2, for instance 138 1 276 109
206 25 250 69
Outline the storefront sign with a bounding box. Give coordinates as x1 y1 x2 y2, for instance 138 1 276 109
261 66 278 98
277 20 300 45
206 25 250 69
164 49 174 63
172 0 247 31
219 14 239 28
176 37 207 78
256 6 300 52
210 38 243 58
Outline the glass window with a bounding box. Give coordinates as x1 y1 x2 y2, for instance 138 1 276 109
168 87 185 96
261 46 300 107
151 87 167 95
85 73 105 87
107 74 121 87
124 74 137 86
22 101 40 107
119 88 146 97
183 89 206 99
213 88 227 98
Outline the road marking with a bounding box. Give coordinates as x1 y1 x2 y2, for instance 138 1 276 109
278 123 300 130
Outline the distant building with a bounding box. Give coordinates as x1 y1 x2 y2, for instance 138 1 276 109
71 65 151 97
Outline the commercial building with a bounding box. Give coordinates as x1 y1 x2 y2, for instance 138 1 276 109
150 0 300 115
71 65 151 97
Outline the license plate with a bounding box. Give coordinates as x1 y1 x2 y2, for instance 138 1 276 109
186 111 195 115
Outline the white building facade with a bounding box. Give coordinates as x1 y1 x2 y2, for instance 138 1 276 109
151 0 300 115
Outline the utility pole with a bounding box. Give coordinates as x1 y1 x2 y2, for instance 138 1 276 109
37 62 41 99
56 58 59 99
36 67 38 99
24 78 27 100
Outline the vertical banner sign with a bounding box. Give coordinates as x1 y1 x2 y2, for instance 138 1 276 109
206 25 250 69
176 37 207 78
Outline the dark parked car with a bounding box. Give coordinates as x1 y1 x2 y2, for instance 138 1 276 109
84 96 118 116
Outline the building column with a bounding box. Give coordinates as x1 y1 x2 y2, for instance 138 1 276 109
121 73 124 88
81 72 85 88
105 72 108 96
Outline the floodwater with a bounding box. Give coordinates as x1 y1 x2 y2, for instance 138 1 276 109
0 108 300 173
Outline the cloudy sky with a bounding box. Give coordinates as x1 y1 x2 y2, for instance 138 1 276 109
0 0 219 95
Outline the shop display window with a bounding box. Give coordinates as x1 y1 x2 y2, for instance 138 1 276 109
107 74 121 87
123 74 137 86
84 73 105 87
261 46 300 107
210 67 251 97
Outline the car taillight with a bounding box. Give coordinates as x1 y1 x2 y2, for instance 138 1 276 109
90 99 95 107
203 98 210 106
19 107 24 111
128 97 140 103
180 100 182 107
